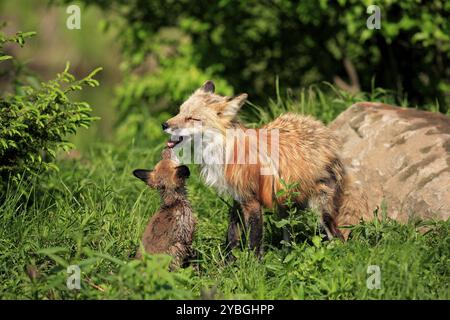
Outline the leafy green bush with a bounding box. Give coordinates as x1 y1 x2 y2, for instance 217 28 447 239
268 179 322 248
60 0 449 115
115 27 233 121
0 29 101 183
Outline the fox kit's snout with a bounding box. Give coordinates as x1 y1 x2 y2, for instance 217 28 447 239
132 149 196 270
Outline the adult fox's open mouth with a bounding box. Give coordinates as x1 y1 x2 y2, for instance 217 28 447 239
167 136 183 148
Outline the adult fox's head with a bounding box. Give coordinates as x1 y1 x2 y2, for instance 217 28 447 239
162 80 247 148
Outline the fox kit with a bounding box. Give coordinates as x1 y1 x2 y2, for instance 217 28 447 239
133 149 196 269
162 81 368 256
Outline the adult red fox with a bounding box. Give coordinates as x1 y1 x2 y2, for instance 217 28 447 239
162 80 368 256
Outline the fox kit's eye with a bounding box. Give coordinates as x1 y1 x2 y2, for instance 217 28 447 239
186 117 201 122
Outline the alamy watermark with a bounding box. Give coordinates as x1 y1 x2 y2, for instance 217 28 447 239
366 5 381 30
66 5 81 30
67 264 81 290
366 265 381 289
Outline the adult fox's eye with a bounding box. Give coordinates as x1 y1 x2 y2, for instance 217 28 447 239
186 117 201 121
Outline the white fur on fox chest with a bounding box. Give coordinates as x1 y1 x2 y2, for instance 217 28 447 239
199 135 241 201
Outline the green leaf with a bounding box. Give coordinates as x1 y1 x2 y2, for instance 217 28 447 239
0 55 12 61
312 236 322 248
274 219 290 228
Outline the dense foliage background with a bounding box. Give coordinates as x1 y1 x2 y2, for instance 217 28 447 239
0 0 448 299
60 0 450 116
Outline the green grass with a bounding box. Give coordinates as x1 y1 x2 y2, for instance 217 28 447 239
1 144 448 299
0 86 448 299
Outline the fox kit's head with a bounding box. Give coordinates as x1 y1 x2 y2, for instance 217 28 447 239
133 149 190 191
162 80 248 148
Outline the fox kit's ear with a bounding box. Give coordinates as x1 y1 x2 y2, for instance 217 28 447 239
200 80 215 93
176 165 190 179
133 169 152 182
222 93 248 117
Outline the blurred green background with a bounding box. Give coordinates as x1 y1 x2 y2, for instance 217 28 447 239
1 0 122 148
1 0 449 152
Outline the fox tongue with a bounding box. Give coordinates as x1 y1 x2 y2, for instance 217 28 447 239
167 136 183 148
167 140 176 148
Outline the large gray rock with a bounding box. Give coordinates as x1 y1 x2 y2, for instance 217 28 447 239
330 102 450 222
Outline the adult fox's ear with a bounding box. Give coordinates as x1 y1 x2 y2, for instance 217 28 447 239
200 80 215 93
222 93 248 117
176 165 190 179
133 169 152 182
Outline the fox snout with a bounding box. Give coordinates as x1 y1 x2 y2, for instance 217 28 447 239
161 120 177 134
161 116 181 133
162 116 187 148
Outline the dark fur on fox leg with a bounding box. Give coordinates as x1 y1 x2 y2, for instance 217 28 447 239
225 200 264 260
242 200 264 258
224 200 242 263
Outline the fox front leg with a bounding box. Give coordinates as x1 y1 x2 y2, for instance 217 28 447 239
241 200 263 257
225 200 243 261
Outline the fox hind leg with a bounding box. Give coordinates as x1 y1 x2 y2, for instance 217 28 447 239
309 186 344 240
